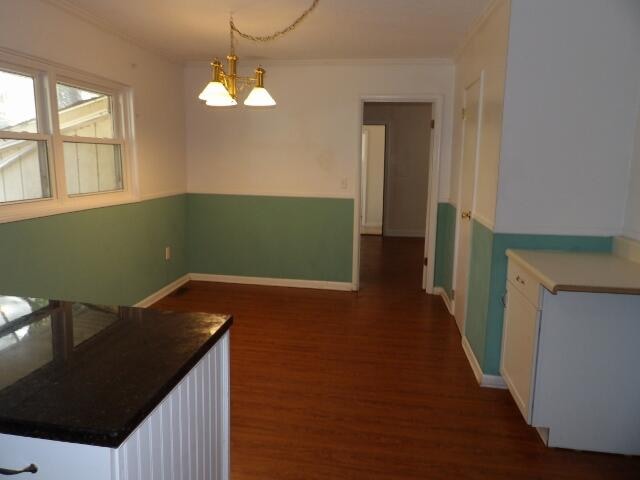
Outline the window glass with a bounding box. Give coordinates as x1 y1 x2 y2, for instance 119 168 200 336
0 139 51 203
0 70 38 133
57 83 114 138
63 142 122 195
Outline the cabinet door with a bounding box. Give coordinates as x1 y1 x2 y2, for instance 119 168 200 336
501 283 541 423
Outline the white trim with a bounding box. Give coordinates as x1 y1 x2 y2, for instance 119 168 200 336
0 191 185 225
186 189 352 200
492 223 622 236
481 374 508 389
461 336 507 389
613 235 640 263
140 190 187 201
186 58 454 68
434 287 454 315
40 0 178 63
454 0 507 60
354 94 444 294
361 224 382 235
472 213 495 231
134 274 190 308
190 273 354 291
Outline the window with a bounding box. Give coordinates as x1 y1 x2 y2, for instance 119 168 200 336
0 53 133 221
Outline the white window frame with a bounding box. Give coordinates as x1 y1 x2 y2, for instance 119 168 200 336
0 50 137 224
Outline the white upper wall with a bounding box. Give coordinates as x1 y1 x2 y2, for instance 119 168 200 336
450 0 511 229
0 0 186 200
495 0 640 235
184 61 454 200
623 106 640 241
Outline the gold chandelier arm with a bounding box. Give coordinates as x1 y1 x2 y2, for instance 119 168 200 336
230 0 320 43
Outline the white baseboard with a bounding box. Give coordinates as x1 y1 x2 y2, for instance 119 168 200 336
190 273 354 291
134 274 190 308
461 336 507 389
361 224 382 235
433 287 454 315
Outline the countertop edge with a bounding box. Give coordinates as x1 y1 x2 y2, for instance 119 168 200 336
505 249 640 296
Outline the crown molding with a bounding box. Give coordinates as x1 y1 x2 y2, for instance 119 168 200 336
39 0 179 63
453 0 508 60
186 57 454 68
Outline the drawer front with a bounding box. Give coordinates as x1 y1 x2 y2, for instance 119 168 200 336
500 285 541 424
507 260 542 308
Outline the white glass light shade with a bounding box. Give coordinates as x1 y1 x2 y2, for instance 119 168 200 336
198 81 236 106
243 87 276 107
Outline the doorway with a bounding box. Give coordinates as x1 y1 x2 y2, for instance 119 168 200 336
358 101 435 290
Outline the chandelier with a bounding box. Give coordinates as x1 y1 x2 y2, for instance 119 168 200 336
199 0 320 108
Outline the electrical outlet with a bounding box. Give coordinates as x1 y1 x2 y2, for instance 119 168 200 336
165 246 171 261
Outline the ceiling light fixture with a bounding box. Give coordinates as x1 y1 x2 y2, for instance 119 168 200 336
199 0 320 108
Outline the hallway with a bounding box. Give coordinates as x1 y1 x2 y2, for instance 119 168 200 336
154 236 640 479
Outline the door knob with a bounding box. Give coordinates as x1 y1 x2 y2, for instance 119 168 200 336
461 211 472 220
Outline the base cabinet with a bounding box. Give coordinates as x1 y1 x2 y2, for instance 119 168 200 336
0 332 230 480
501 259 640 455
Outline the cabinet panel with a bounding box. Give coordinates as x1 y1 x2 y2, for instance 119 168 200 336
501 283 541 423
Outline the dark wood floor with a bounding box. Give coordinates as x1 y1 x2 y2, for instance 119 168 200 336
154 235 640 479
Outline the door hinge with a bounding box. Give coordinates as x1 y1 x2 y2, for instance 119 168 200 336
424 257 428 266
461 108 466 119
430 119 435 129
451 289 455 300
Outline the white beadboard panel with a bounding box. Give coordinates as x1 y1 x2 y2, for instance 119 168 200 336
113 331 230 480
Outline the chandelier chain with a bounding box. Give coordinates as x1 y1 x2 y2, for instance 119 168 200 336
229 0 320 43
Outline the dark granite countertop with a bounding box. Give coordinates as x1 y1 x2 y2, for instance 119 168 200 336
0 295 232 448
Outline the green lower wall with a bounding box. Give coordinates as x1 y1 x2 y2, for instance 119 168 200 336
0 195 188 305
464 219 613 375
187 194 354 283
434 202 456 298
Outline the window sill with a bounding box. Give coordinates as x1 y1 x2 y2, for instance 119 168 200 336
0 191 140 225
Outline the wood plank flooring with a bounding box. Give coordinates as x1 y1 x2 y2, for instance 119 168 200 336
154 236 640 479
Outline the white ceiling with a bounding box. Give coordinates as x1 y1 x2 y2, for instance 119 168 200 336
46 0 491 62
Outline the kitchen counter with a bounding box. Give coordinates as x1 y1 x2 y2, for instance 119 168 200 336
0 295 232 448
505 249 640 295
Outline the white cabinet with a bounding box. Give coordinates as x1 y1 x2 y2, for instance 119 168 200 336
501 254 640 455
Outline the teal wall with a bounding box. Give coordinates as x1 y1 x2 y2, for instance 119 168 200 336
434 202 456 298
0 195 188 306
464 220 613 375
187 194 354 283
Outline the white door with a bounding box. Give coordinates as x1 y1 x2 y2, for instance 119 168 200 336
454 79 482 334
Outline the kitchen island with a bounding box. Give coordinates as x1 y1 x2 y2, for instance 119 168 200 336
0 296 232 479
